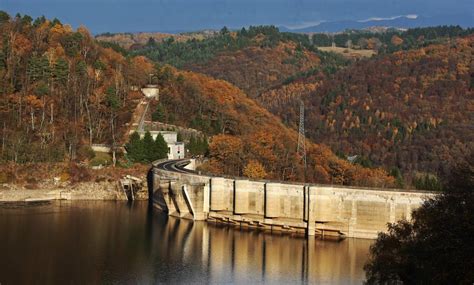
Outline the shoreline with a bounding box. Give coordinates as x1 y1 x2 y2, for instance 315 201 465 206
0 181 148 202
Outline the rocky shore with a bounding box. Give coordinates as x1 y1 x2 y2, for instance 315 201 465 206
0 181 148 202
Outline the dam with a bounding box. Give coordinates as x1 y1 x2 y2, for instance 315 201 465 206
151 159 434 239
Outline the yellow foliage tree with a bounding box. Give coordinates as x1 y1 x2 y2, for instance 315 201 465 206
243 160 267 179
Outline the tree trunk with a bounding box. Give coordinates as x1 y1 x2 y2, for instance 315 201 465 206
111 115 117 167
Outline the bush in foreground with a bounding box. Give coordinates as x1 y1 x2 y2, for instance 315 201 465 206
364 153 474 284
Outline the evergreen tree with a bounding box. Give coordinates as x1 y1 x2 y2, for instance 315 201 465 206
142 131 155 162
75 60 87 76
125 132 144 162
197 136 207 155
61 32 83 57
390 167 404 188
21 15 33 26
0 11 10 24
153 133 169 160
187 135 209 156
188 136 197 155
33 15 46 27
27 56 50 82
105 86 120 110
51 18 62 26
151 104 166 122
53 58 69 86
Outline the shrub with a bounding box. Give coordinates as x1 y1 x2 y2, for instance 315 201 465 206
59 171 70 182
0 172 8 183
77 145 95 161
90 152 112 167
68 164 91 183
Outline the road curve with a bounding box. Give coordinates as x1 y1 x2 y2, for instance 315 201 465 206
154 159 197 174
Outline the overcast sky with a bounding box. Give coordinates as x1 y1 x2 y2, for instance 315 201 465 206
2 0 473 33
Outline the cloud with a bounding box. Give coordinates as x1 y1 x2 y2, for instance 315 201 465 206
282 20 326 30
357 14 418 23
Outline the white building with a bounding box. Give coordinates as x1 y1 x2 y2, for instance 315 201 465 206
141 85 159 99
140 131 185 160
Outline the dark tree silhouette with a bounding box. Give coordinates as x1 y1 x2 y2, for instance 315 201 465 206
364 152 474 284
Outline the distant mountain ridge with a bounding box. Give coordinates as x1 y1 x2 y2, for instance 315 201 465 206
280 14 473 33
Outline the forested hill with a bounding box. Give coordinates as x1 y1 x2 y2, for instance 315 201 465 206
0 12 159 162
147 67 395 187
129 26 349 98
260 35 474 186
131 26 313 67
0 12 396 187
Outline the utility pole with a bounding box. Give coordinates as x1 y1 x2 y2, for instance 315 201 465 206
297 100 307 182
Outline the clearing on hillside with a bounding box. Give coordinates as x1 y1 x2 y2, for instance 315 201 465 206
317 46 376 58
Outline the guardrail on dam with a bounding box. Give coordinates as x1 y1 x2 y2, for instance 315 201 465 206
151 159 434 239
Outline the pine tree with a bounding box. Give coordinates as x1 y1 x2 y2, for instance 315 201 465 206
188 136 197 155
154 133 168 160
390 167 404 188
125 132 144 162
0 11 10 24
142 131 155 162
105 86 120 110
177 132 183 142
187 135 209 156
200 136 209 156
53 58 69 86
151 104 166 122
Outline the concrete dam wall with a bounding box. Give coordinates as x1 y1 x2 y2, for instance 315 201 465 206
152 161 434 239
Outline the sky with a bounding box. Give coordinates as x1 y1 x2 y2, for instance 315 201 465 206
1 0 473 34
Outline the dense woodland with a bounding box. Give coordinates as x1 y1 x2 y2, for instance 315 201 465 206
130 25 472 188
261 36 474 187
132 26 314 67
130 26 348 98
151 67 395 186
127 24 473 189
0 12 153 165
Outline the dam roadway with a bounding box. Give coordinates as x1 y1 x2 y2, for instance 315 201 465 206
151 159 434 239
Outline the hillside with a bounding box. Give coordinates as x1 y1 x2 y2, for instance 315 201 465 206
186 41 322 98
260 35 474 184
258 74 322 128
0 13 395 187
0 13 154 162
131 26 472 102
151 66 395 186
132 26 349 98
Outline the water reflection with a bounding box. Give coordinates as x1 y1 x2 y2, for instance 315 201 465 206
0 201 371 284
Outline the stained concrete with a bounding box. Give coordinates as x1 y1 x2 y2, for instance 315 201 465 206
152 166 434 239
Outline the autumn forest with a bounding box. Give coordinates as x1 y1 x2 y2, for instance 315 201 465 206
0 11 472 190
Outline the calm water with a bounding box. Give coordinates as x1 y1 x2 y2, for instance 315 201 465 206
0 201 372 284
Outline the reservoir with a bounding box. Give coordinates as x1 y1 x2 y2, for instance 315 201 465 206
0 201 372 284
